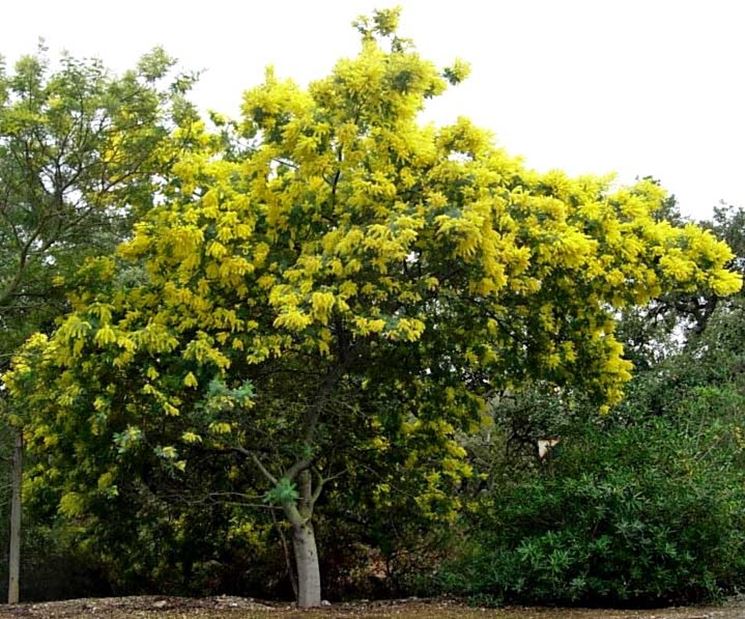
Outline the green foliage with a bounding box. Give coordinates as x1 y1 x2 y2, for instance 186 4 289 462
199 378 255 415
433 284 745 606
264 478 300 506
435 404 745 605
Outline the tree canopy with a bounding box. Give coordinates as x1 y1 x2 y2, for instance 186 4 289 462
0 44 198 365
0 44 200 603
4 8 741 608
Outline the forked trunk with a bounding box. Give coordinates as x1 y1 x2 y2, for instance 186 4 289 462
292 520 321 608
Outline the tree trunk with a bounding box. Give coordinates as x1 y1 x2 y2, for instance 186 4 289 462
292 520 321 608
8 431 22 604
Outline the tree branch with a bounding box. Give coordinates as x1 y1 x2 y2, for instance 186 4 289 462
232 445 278 486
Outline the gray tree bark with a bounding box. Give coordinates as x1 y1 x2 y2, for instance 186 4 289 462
277 468 324 608
8 431 22 604
292 520 322 608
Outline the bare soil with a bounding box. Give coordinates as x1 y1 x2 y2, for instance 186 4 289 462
0 596 743 619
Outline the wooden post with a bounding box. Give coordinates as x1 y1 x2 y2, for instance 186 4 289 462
8 431 22 604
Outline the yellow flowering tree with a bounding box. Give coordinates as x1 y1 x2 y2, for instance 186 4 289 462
4 9 741 607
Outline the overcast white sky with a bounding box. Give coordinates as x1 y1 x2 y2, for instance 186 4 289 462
2 0 743 220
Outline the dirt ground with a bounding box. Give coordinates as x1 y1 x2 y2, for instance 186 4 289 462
1 596 744 619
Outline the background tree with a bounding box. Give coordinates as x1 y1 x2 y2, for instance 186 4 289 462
0 45 198 602
0 44 198 355
4 9 741 608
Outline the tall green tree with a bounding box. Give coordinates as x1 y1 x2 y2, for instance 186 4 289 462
0 45 197 355
4 9 741 608
0 45 198 602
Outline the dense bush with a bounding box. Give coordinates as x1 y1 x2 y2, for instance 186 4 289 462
434 388 745 605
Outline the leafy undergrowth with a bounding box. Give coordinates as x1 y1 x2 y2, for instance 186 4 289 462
0 596 744 619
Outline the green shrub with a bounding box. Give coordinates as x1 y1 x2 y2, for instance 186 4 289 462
435 391 745 606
